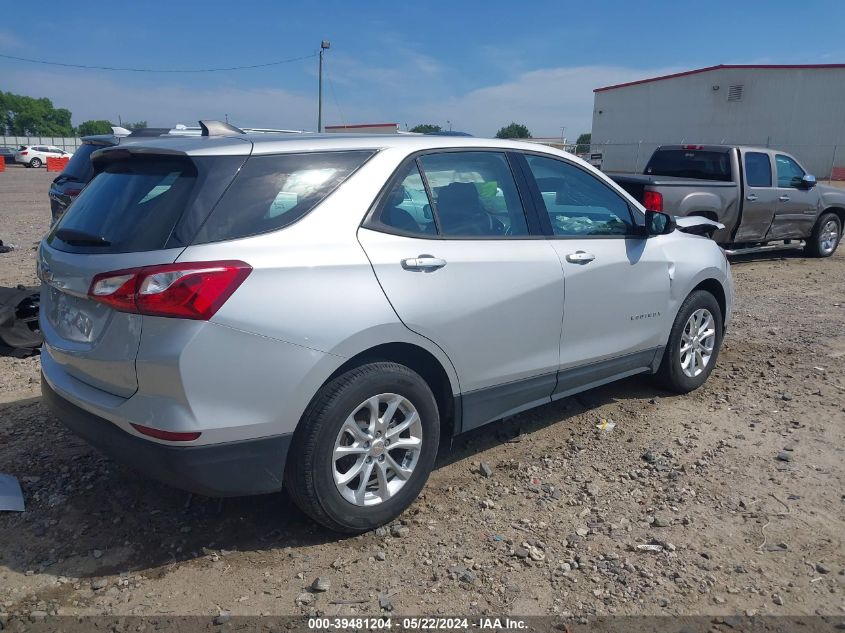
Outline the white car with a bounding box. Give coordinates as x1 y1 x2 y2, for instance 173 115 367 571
15 145 73 168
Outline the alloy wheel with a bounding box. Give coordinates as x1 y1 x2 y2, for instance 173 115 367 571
332 393 423 506
819 219 840 255
680 308 716 378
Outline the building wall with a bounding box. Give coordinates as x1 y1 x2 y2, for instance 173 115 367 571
591 67 845 177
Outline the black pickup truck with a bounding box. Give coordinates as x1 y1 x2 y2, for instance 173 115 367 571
608 145 845 256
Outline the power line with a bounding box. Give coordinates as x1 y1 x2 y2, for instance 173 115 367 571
0 51 316 73
323 54 346 127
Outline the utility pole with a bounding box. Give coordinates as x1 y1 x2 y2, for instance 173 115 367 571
317 40 331 132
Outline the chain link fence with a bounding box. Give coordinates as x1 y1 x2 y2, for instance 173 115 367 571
0 136 82 152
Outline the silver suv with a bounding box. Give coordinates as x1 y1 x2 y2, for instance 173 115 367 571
39 127 733 532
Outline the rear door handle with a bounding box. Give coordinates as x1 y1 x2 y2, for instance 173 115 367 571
566 251 595 264
746 194 758 201
778 195 790 202
401 255 447 271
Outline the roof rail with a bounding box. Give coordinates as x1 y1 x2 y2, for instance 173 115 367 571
199 120 246 136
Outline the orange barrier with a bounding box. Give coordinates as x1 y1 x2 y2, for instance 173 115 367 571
0 160 5 173
832 166 845 181
46 156 70 172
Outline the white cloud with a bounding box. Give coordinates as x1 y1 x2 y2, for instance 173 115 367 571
407 65 681 137
1 63 679 137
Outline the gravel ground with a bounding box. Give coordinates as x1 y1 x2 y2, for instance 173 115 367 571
0 164 843 620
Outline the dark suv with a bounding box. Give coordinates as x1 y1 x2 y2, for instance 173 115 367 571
48 136 116 223
48 128 185 224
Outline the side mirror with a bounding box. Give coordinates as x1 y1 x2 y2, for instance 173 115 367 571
645 210 676 236
801 174 817 189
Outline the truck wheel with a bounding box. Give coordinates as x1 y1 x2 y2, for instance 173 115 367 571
804 213 841 258
654 290 723 394
285 362 440 533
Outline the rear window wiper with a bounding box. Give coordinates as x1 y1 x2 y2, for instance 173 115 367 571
55 228 111 247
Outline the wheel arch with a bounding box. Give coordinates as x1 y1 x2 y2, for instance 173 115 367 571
326 342 459 438
689 278 727 330
821 207 845 234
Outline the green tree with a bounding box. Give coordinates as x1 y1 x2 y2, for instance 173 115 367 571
495 122 532 139
409 123 442 134
575 132 591 154
122 120 147 130
77 120 114 136
0 91 74 136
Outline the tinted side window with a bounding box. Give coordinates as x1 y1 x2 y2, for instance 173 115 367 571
417 152 529 237
195 150 374 244
376 162 436 236
776 155 805 188
745 152 772 188
524 155 634 236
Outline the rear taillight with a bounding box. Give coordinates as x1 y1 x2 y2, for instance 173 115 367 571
65 188 82 197
19 151 28 156
682 145 704 150
88 261 251 320
643 191 664 212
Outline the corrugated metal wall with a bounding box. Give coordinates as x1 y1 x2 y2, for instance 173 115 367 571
591 67 845 178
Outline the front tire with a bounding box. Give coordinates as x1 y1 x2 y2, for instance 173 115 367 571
654 290 723 393
804 212 841 258
30 158 42 168
285 362 440 533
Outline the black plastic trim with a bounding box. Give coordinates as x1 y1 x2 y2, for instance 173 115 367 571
457 348 662 434
460 372 557 432
42 377 291 497
552 348 661 400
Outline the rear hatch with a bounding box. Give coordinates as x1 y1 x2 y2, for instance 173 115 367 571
40 140 250 397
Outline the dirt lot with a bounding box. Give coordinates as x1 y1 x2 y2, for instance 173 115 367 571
0 164 843 621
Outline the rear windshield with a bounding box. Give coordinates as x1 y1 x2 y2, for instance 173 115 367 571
47 150 373 253
192 150 374 244
60 143 98 182
48 154 246 254
645 149 733 182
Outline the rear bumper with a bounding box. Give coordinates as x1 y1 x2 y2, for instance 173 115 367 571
42 375 291 497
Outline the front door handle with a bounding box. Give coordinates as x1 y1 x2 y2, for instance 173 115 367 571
566 251 596 264
778 195 790 202
401 255 447 271
746 193 758 201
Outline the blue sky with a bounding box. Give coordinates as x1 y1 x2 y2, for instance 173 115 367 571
2 0 843 137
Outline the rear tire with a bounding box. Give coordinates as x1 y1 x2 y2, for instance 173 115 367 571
285 362 440 533
804 212 841 258
654 290 723 393
30 158 42 168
